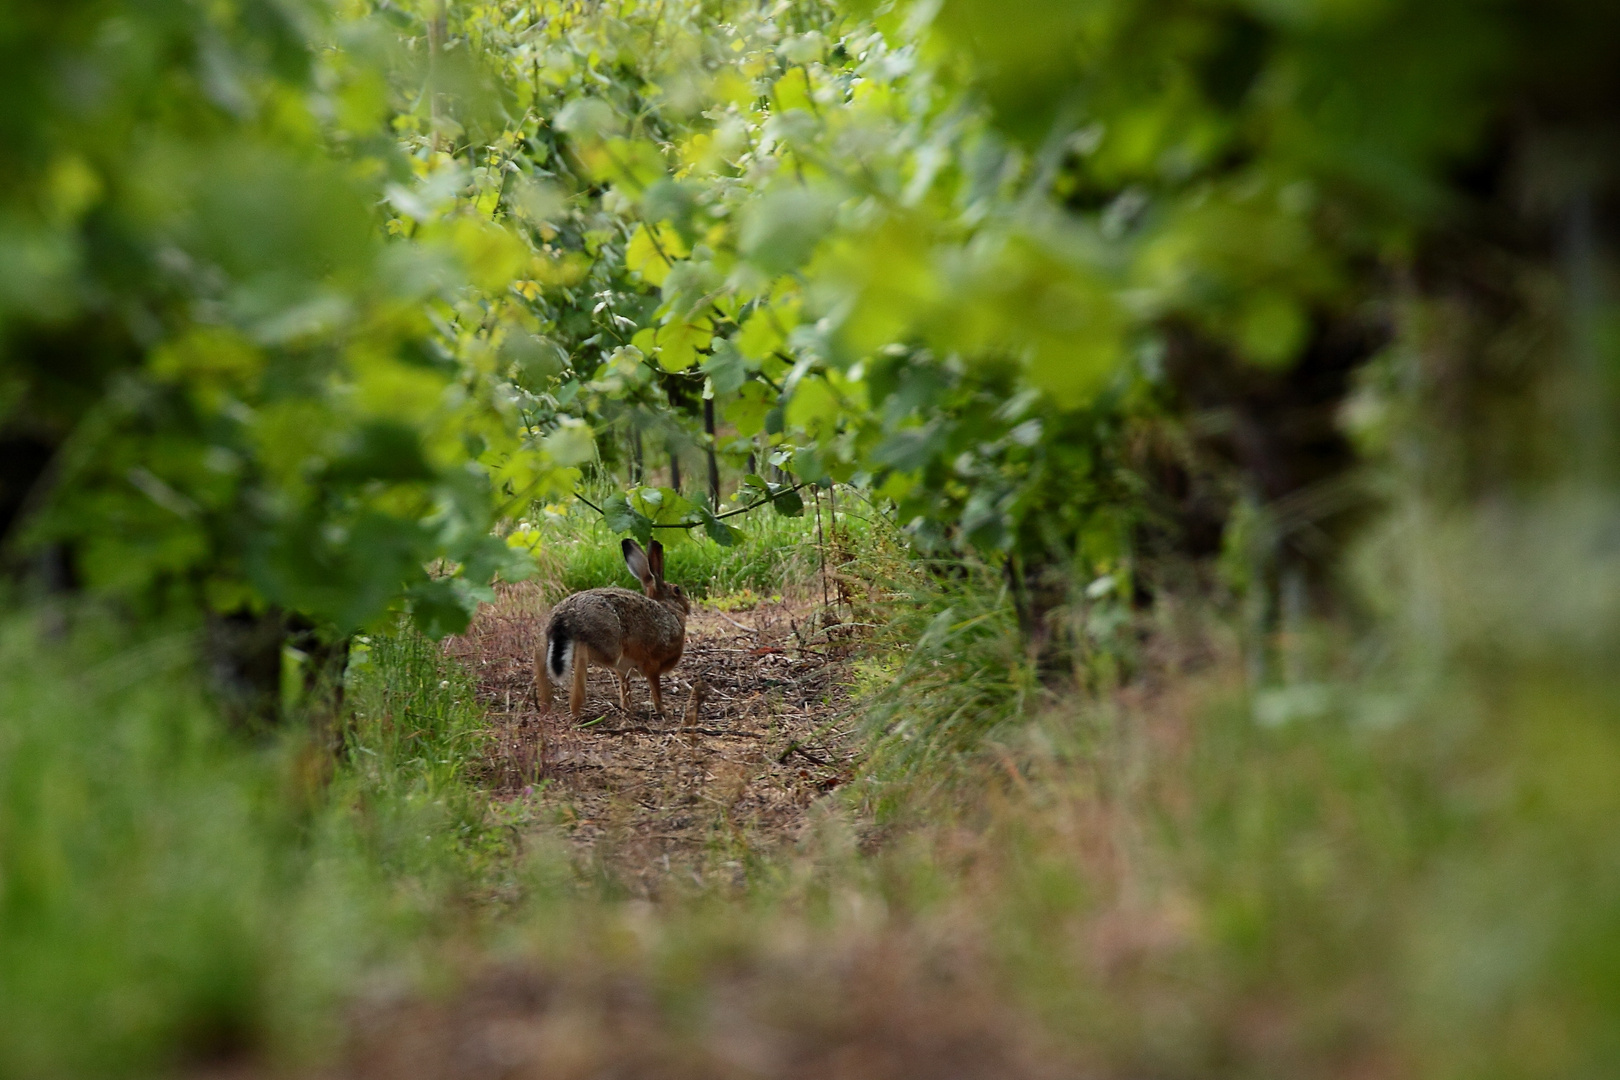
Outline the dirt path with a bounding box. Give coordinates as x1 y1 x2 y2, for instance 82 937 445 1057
320 589 1075 1080
444 583 861 895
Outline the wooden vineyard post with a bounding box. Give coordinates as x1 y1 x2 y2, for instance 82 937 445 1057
704 396 720 508
814 486 829 610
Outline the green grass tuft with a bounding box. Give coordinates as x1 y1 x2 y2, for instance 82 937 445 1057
522 493 874 600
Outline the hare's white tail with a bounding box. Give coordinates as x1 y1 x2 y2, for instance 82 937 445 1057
546 625 574 684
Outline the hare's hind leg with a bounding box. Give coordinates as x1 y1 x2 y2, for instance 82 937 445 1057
534 638 553 714
609 654 635 712
646 672 666 720
569 648 589 719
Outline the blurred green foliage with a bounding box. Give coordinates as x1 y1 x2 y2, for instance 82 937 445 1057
0 620 281 1074
0 607 519 1075
0 0 560 638
330 0 1612 626
9 0 1612 635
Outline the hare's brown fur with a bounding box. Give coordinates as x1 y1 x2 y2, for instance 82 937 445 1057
535 539 690 720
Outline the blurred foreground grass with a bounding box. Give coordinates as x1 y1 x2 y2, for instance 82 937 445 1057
5 493 1620 1077
0 609 526 1076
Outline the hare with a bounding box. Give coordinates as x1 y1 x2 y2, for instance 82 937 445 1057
535 538 691 720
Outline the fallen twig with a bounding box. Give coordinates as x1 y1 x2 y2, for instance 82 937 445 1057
707 608 760 634
777 741 833 766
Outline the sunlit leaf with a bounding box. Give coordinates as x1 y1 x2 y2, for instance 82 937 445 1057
626 223 688 287
772 67 814 113
736 309 788 362
654 317 713 372
785 374 841 433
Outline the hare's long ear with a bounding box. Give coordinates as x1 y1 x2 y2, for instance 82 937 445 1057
622 538 655 588
647 539 665 583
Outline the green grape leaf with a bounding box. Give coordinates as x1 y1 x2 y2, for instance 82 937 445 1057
772 67 814 113
542 417 596 465
736 311 786 362
702 339 749 395
655 318 714 372
625 223 688 287
771 488 805 517
739 187 837 277
724 381 774 437
602 492 654 544
696 504 740 546
785 374 841 433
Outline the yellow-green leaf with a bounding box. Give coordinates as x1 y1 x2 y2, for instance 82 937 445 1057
785 374 840 433
626 223 688 287
773 67 813 113
655 318 713 372
724 381 774 437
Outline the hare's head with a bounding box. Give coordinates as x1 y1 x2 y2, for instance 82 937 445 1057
622 538 689 618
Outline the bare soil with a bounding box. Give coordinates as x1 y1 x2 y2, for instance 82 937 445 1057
442 581 864 896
